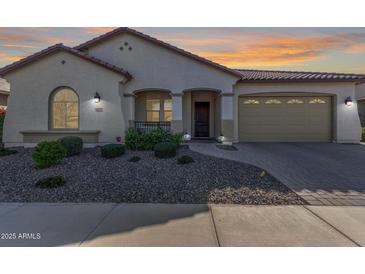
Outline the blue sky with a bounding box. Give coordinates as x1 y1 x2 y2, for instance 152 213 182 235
1 27 365 73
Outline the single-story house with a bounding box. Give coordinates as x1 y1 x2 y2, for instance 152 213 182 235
0 27 365 147
0 78 10 108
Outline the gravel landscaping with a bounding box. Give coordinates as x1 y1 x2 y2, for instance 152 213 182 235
0 146 306 205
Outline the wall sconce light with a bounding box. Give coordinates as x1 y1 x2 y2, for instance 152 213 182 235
345 96 353 107
94 92 101 103
183 131 191 142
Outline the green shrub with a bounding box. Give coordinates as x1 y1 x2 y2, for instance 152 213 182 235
154 142 177 158
125 128 183 150
164 132 184 148
101 144 126 158
129 156 141 162
0 148 18 157
177 155 194 165
125 128 141 150
32 141 67 169
35 176 66 188
58 136 83 156
362 128 365 142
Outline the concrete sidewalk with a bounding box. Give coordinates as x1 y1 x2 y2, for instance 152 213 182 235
0 203 364 247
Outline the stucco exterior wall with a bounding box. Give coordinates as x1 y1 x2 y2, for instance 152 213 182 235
0 93 7 106
87 33 239 96
356 84 365 127
2 51 127 146
355 83 365 99
233 82 362 143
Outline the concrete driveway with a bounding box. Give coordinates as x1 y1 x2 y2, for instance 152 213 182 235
189 143 365 206
0 203 364 247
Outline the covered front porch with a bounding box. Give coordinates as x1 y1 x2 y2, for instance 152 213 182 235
125 89 234 141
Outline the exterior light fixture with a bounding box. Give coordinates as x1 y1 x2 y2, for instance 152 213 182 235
94 92 101 103
183 131 191 141
218 133 225 143
345 96 353 107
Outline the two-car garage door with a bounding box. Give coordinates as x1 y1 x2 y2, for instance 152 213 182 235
238 96 332 142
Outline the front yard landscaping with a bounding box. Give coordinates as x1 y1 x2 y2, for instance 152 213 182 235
0 146 305 205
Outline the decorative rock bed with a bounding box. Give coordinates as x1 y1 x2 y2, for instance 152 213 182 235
0 146 305 205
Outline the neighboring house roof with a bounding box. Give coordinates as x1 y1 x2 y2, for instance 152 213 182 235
237 69 365 83
0 44 132 80
75 27 243 78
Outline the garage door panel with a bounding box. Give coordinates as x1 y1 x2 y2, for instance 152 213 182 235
239 96 332 142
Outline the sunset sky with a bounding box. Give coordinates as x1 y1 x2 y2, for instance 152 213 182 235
1 27 365 73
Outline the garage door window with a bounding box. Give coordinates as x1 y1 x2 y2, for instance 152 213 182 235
309 98 326 104
243 99 260 105
287 99 304 104
265 99 282 104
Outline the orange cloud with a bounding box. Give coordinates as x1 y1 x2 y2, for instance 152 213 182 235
163 32 365 68
345 43 365 53
0 52 24 63
0 43 37 48
82 27 114 34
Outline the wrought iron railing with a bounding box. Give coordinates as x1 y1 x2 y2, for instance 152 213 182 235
134 121 171 133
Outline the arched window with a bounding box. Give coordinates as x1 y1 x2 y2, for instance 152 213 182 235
51 87 79 129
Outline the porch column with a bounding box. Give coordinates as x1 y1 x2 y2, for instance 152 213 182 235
220 93 234 143
171 93 183 133
123 94 135 128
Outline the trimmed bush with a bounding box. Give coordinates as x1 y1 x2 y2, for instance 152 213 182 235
154 142 177 159
0 148 18 157
362 128 365 142
125 128 183 150
177 155 194 165
32 141 67 169
101 144 126 158
164 132 184 148
59 136 83 156
35 176 66 188
125 128 141 150
129 156 141 162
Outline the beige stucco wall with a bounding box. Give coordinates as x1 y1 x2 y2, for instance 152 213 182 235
233 82 362 143
87 33 239 98
355 83 365 99
2 51 128 147
0 93 8 106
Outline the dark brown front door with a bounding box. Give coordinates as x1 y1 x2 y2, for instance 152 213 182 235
194 102 210 137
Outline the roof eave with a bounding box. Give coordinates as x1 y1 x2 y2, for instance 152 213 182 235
0 44 132 80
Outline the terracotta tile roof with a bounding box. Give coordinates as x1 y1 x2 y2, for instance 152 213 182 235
237 69 365 82
75 27 242 78
0 44 132 80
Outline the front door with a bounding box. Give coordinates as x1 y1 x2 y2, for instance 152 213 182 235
194 102 210 137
